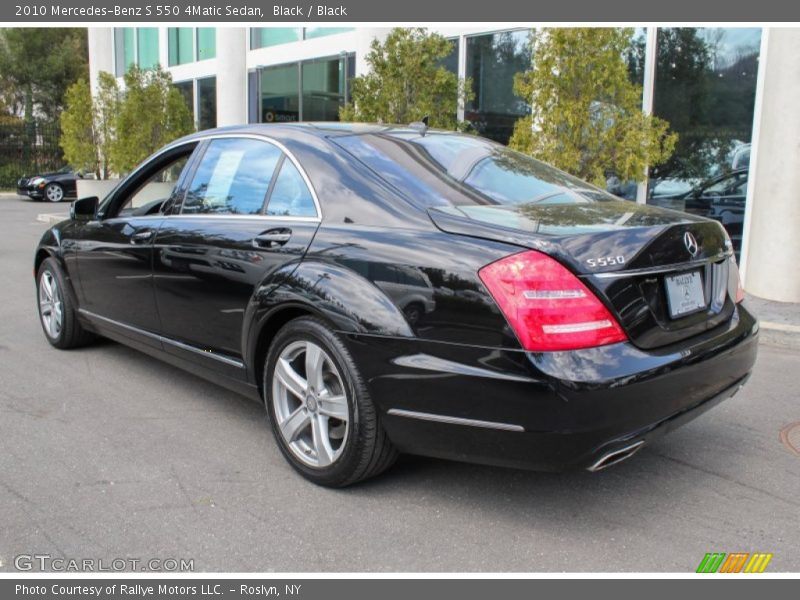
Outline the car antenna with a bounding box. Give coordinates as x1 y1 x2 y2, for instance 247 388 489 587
409 115 429 136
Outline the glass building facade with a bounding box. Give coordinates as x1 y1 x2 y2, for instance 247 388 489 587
465 30 530 144
645 28 761 255
256 55 356 123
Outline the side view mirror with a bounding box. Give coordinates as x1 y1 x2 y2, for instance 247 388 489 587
70 196 99 221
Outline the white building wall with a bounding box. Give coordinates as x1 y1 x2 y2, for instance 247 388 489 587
87 28 113 95
215 28 248 126
739 28 800 302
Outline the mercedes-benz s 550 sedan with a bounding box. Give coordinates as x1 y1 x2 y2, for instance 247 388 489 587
34 123 758 487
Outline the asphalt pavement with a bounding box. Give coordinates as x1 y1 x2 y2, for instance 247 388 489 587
1 196 799 572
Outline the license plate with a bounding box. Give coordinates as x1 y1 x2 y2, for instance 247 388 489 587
665 270 707 318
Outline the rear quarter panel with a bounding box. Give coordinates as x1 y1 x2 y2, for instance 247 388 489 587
279 224 523 348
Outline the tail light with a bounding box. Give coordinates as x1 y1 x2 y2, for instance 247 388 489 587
479 250 627 352
730 256 745 303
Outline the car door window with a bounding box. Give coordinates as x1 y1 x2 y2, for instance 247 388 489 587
265 159 317 217
182 138 282 215
115 153 192 218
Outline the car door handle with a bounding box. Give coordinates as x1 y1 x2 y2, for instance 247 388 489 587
253 229 292 248
130 229 155 244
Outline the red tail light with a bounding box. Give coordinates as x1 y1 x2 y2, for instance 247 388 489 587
479 250 628 352
731 256 745 303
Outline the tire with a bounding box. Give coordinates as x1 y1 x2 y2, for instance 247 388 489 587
44 182 64 203
36 257 94 349
264 316 398 487
403 302 424 326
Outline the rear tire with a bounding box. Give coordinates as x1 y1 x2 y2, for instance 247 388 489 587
36 257 94 349
264 316 397 487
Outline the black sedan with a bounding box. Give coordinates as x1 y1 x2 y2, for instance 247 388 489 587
18 166 82 202
34 124 758 487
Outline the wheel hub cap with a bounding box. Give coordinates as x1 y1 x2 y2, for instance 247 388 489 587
272 340 349 468
38 270 62 339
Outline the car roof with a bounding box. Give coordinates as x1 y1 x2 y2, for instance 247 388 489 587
175 122 457 145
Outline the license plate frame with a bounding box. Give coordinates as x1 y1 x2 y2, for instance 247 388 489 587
664 270 707 318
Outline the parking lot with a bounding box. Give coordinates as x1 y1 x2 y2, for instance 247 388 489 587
1 196 799 572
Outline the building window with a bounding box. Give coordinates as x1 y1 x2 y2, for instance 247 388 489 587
302 57 346 121
136 28 160 70
197 28 216 60
114 28 135 76
173 80 194 115
258 54 355 124
169 28 215 66
261 64 300 123
115 27 160 74
251 28 302 49
303 28 354 40
198 77 217 130
168 28 194 66
250 28 354 49
647 27 761 257
439 38 459 75
465 30 530 144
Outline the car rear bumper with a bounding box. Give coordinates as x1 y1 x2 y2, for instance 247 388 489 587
343 303 759 471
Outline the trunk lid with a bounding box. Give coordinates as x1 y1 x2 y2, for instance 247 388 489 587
428 200 738 350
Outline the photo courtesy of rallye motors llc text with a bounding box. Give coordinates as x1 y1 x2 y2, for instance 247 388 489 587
15 584 298 597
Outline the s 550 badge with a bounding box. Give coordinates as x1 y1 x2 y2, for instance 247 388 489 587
586 255 626 268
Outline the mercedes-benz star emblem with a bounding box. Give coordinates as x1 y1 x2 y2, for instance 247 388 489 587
684 231 699 257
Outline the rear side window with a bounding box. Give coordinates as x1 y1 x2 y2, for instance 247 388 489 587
182 138 281 214
265 159 317 217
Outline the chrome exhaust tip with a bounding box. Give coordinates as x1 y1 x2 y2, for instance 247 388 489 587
587 440 645 472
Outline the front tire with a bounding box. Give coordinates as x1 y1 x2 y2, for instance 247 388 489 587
264 317 397 487
37 257 94 349
44 182 64 203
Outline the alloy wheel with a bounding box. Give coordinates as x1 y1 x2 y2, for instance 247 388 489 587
39 270 63 339
45 184 63 202
272 340 350 468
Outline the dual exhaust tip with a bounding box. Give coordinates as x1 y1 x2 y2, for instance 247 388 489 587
587 440 645 472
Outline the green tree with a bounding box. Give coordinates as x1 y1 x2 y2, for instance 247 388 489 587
94 72 121 179
0 28 88 121
110 65 194 173
59 74 120 179
339 28 472 129
509 28 676 187
60 79 96 175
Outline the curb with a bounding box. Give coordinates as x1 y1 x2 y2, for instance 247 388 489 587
758 320 800 351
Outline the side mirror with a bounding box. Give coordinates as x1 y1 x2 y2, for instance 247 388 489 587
70 196 99 221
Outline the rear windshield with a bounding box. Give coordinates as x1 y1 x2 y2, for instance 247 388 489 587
334 131 616 208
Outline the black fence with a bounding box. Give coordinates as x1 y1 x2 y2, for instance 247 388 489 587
0 121 64 189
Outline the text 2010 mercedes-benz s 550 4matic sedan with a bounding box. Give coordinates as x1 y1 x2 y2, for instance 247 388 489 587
34 123 758 487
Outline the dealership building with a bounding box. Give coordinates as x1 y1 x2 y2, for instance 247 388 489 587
86 26 800 303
